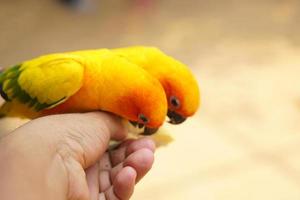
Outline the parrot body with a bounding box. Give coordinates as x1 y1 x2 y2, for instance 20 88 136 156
113 46 200 124
0 49 168 133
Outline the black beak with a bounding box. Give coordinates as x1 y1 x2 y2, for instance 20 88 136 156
142 127 159 135
167 110 187 124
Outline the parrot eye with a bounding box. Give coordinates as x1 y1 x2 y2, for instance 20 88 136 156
170 96 180 109
138 114 149 124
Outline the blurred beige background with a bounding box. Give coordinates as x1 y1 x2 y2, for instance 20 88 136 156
1 0 300 199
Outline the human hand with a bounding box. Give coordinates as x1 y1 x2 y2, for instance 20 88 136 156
0 112 155 200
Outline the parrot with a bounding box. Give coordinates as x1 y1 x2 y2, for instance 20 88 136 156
0 49 168 135
112 46 200 125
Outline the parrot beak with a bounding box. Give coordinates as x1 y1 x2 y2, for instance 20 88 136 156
167 110 186 124
142 127 159 135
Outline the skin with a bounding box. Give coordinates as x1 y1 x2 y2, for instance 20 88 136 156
0 112 155 200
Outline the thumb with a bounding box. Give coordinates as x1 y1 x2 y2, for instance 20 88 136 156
13 112 127 169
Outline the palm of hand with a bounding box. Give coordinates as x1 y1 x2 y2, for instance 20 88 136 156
69 138 155 200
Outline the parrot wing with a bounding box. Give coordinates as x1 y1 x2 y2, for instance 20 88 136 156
0 54 84 111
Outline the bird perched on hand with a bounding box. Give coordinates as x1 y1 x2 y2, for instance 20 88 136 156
113 46 200 125
0 49 168 135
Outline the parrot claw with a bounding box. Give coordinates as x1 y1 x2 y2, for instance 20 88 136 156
130 121 158 135
129 121 138 127
130 120 145 129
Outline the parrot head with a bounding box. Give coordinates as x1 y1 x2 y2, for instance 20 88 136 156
114 80 168 135
113 46 200 126
134 47 201 125
161 61 200 125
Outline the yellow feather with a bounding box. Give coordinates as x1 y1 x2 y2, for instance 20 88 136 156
0 101 39 118
1 48 176 129
18 54 84 104
113 46 200 117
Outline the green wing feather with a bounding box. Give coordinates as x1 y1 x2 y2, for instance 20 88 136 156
0 54 85 112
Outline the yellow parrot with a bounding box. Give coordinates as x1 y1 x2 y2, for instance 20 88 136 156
0 49 168 135
113 46 200 124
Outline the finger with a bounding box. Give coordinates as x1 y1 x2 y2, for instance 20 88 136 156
25 112 127 169
105 167 136 200
110 148 154 183
100 140 155 199
113 166 136 200
109 146 127 167
109 138 156 166
86 163 100 200
99 193 106 200
125 137 156 156
63 112 127 141
99 154 112 193
124 148 154 183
